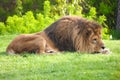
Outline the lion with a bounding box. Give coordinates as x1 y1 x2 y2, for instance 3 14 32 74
6 16 109 54
6 32 59 54
43 16 106 53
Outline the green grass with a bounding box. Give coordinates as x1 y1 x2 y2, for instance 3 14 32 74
0 35 120 80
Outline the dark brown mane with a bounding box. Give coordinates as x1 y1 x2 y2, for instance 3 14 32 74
44 16 103 53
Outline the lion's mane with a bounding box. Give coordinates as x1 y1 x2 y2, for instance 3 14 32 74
44 16 104 53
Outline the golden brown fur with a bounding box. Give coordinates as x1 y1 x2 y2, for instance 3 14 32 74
44 16 105 53
6 32 59 54
6 16 105 54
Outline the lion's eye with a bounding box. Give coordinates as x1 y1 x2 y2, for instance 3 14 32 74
92 39 97 44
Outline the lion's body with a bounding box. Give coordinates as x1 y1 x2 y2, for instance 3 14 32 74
6 33 59 54
6 16 105 54
6 33 46 54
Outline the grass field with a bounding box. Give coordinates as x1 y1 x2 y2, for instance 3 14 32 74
0 35 120 80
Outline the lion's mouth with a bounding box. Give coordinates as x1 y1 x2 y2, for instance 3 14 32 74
93 49 105 54
94 48 111 54
93 51 100 54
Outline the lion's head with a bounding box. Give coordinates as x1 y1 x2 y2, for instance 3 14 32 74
73 20 105 53
44 16 105 53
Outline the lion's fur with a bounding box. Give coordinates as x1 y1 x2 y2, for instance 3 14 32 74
6 33 59 54
44 16 105 53
6 16 105 54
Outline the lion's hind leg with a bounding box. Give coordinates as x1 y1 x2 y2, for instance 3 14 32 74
35 37 47 54
6 48 16 55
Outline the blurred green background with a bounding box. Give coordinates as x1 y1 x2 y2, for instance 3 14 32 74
0 0 119 39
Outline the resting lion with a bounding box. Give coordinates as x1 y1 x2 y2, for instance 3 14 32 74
6 16 109 54
43 16 106 53
6 32 59 54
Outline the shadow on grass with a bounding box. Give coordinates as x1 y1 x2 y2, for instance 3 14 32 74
0 51 8 56
0 51 33 58
0 51 100 56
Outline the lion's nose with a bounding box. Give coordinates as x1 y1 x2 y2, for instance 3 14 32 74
101 46 105 49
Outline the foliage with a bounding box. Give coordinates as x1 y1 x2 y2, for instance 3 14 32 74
83 0 117 29
102 28 110 40
6 12 37 34
0 35 120 80
0 22 6 34
111 30 120 40
0 0 118 39
15 0 23 16
0 0 117 28
44 0 51 17
3 11 58 34
0 0 16 21
86 7 97 20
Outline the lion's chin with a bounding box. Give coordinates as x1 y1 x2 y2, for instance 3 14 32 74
100 48 111 54
93 48 111 54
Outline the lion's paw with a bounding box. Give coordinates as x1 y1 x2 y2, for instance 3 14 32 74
101 48 111 54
